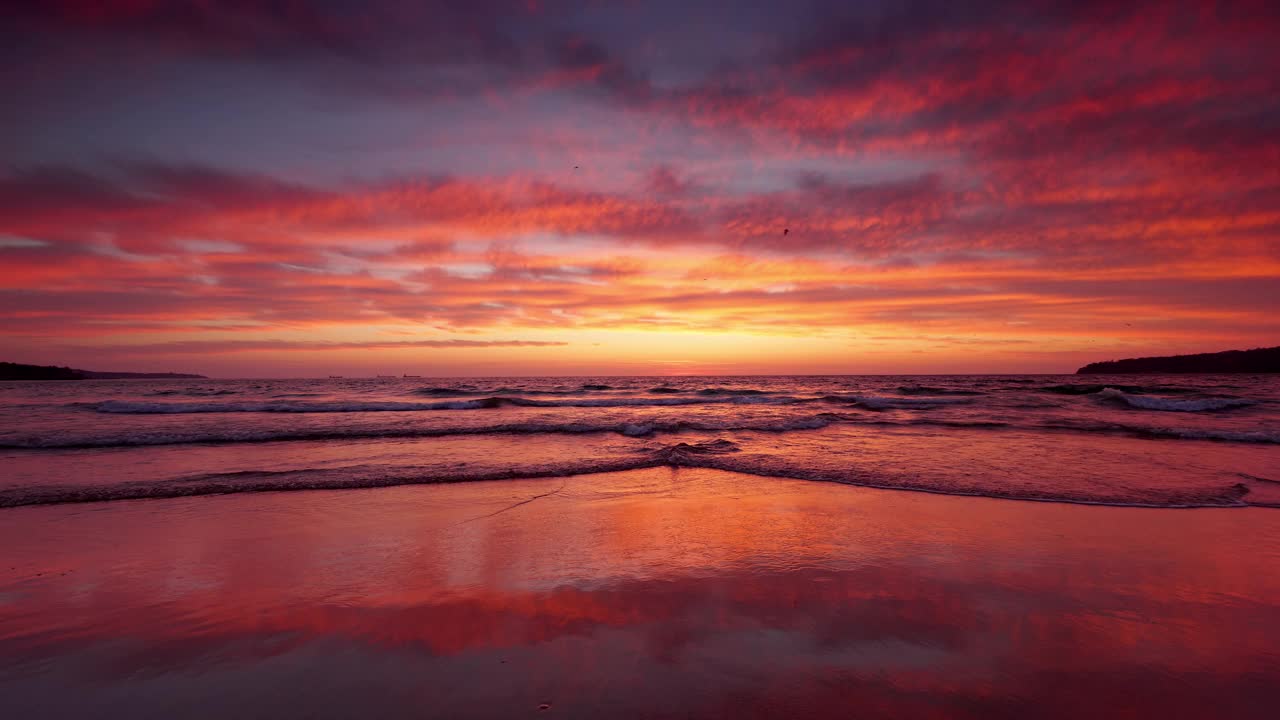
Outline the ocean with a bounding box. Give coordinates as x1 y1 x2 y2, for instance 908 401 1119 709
3 374 1277 509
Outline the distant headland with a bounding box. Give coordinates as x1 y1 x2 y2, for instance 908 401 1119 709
0 362 206 381
1077 347 1279 374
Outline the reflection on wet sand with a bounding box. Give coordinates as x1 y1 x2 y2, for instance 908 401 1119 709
2 467 1278 718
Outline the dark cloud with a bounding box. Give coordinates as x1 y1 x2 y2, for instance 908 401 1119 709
3 0 534 66
125 162 327 210
0 167 146 215
645 166 697 198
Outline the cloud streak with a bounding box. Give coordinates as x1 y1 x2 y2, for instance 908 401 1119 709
77 339 569 355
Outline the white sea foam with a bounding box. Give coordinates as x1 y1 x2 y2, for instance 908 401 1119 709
1096 388 1255 412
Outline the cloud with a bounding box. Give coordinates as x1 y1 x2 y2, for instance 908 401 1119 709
717 173 958 253
0 164 701 250
4 1 534 67
645 165 697 197
75 338 569 355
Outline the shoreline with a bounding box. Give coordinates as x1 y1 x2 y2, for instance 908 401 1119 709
2 460 1277 511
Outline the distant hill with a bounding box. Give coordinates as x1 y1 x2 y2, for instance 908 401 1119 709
78 369 209 379
1077 347 1280 374
0 362 206 381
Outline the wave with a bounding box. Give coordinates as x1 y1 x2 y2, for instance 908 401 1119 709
146 388 238 397
644 386 771 396
414 387 475 396
690 456 1257 510
895 385 985 396
1095 388 1255 412
414 385 770 398
420 383 477 393
805 412 1276 445
3 414 846 449
414 384 616 397
653 439 741 460
0 415 1025 450
1082 424 1280 444
847 394 976 410
1040 384 1198 396
0 457 661 509
16 408 1279 450
2 439 1266 510
509 395 798 407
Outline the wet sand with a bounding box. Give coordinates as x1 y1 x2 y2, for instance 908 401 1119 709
2 467 1278 718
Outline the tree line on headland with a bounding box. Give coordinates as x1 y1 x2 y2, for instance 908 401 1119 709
1076 347 1279 374
0 362 206 380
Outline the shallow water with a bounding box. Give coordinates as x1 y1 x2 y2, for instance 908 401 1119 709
1 468 1277 719
1 374 1277 507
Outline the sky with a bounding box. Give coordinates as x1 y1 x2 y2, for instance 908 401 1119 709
1 0 1278 377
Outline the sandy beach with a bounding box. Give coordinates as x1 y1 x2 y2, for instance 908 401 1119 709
3 467 1277 719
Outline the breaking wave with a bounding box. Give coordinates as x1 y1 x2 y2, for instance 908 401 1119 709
1095 388 1255 412
1040 384 1200 396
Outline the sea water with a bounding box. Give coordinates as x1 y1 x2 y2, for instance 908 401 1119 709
1 374 1277 508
